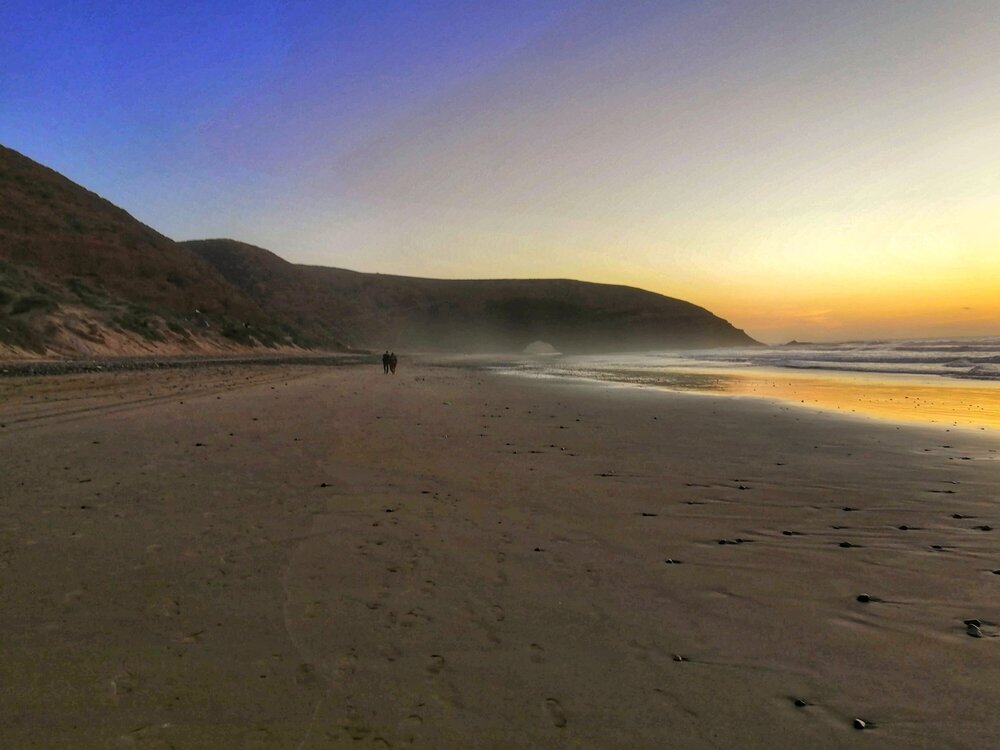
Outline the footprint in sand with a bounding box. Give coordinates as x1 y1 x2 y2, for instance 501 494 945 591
399 713 424 743
335 651 358 680
530 643 546 663
400 607 432 627
491 604 506 622
110 669 139 698
379 642 402 662
426 654 445 674
545 698 568 727
295 662 319 686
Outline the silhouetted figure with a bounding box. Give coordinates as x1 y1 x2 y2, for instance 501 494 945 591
389 352 397 374
382 351 390 374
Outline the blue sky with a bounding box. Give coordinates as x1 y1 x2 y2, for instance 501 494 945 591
2 1 998 340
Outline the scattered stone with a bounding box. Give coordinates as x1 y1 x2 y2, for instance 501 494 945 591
842 507 857 512
897 525 910 530
672 654 686 662
974 525 993 531
640 512 658 517
792 698 808 708
319 482 330 488
856 594 871 603
967 623 983 638
839 542 859 548
853 718 868 730
663 559 682 565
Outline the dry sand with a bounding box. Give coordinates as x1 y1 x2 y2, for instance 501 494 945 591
1 362 998 749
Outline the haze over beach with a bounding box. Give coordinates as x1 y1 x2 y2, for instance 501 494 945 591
1 2 999 748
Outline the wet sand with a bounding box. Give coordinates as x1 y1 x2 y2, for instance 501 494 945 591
1 363 998 748
489 362 1000 431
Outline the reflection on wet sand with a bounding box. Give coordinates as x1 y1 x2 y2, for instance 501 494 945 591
562 367 1000 430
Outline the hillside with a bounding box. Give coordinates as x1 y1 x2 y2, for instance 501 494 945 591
0 144 756 357
185 239 757 353
0 146 308 356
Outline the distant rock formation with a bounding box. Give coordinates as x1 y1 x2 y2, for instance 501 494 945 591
524 341 559 355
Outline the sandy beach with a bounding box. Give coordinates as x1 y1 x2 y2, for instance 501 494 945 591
1 361 998 749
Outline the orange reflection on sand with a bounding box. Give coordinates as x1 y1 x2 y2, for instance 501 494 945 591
692 368 1000 431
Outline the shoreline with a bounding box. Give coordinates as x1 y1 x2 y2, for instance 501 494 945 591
1 362 998 748
479 360 1000 432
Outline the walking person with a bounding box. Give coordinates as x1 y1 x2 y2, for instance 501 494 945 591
382 351 390 374
389 352 397 374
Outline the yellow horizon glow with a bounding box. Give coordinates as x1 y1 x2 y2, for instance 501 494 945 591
184 1 1000 343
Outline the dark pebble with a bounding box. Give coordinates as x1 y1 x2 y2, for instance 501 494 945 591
853 719 868 730
663 559 682 565
975 525 993 531
793 698 808 708
857 594 871 603
839 542 858 548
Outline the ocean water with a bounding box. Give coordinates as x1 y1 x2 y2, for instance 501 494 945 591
669 336 1000 381
492 336 1000 429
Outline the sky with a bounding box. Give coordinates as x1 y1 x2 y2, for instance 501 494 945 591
2 0 998 343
